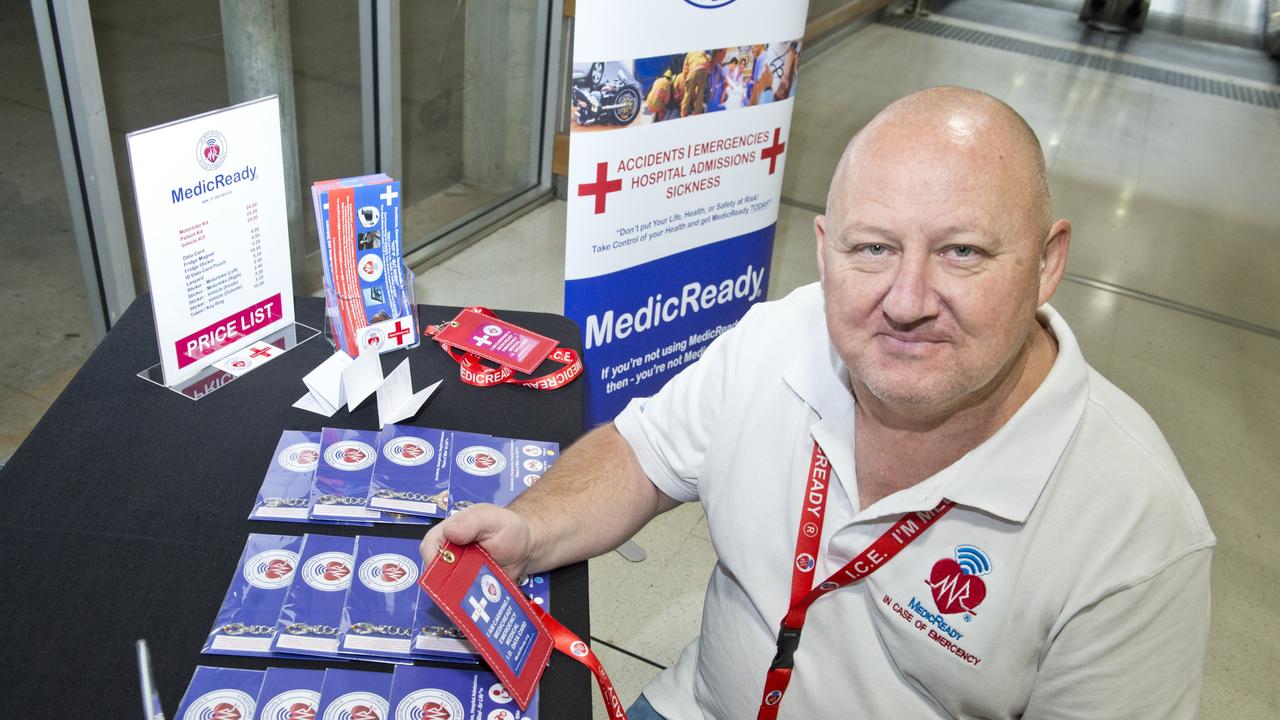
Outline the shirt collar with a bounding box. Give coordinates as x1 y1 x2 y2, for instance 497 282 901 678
784 303 1089 524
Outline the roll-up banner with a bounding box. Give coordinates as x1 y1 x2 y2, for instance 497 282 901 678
565 0 808 426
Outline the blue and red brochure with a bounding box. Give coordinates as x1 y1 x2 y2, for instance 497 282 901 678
311 174 418 357
252 667 324 720
174 666 264 720
204 533 304 657
338 535 422 662
389 664 539 720
250 430 320 521
316 668 392 720
271 534 355 659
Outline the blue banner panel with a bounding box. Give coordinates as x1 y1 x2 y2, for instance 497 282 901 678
566 225 774 426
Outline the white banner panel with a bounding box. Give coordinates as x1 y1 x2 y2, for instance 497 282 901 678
565 0 809 425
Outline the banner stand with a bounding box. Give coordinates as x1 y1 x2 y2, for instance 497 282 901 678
136 321 319 401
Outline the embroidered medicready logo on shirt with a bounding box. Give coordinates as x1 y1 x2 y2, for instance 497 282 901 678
259 690 320 720
384 437 433 467
927 545 991 617
455 446 507 476
302 551 353 592
326 441 376 471
323 693 387 720
184 689 255 720
393 689 464 720
359 553 419 593
244 549 299 590
279 442 320 472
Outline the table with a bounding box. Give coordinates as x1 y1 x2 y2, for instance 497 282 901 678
0 296 590 718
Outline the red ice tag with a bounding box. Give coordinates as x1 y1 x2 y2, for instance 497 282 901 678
432 309 558 375
420 542 553 711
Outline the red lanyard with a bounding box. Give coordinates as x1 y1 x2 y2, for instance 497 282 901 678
757 443 954 719
527 602 629 719
424 307 584 390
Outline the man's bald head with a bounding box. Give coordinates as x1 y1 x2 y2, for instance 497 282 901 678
827 87 1052 238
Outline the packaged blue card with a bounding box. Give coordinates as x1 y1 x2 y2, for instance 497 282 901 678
448 434 559 516
251 430 321 522
411 572 550 664
338 535 422 660
316 668 392 720
311 428 382 522
271 534 355 659
512 438 560 489
367 425 452 518
388 665 538 720
253 667 324 720
174 666 264 720
204 533 304 656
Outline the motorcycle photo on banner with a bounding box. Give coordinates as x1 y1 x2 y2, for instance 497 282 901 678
564 0 809 427
571 62 643 128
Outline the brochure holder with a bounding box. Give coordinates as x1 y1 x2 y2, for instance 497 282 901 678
322 263 421 357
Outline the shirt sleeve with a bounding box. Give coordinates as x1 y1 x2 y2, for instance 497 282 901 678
613 307 755 504
1023 547 1213 719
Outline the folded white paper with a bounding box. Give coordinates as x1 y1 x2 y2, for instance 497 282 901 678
301 350 353 414
377 360 441 429
343 345 384 412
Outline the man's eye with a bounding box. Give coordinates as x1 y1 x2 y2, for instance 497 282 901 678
948 245 979 259
859 244 889 256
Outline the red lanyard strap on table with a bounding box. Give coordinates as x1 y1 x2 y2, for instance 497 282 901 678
424 307 583 390
527 602 629 719
757 442 955 719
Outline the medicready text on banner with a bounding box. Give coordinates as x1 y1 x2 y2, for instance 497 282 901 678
565 0 808 426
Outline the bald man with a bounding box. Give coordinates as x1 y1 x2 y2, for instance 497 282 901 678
422 87 1214 719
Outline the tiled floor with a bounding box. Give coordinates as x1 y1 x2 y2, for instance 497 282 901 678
414 6 1280 719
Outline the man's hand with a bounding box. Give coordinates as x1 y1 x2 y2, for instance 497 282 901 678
420 504 534 580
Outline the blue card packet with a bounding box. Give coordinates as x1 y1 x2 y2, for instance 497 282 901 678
250 430 321 522
271 534 355 659
253 667 324 720
204 533 304 657
445 432 514 516
311 428 381 522
338 535 422 661
316 668 392 720
174 666 264 720
367 424 452 518
448 435 560 515
388 664 539 720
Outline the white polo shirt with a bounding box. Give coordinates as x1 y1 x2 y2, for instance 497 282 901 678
614 283 1214 720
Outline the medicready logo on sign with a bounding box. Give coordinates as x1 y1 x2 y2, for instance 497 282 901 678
566 0 807 425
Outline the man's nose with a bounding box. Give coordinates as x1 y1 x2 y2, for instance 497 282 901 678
881 250 939 325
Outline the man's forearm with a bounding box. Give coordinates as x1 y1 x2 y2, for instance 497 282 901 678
510 422 679 573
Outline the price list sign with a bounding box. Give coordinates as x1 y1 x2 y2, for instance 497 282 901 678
128 96 295 386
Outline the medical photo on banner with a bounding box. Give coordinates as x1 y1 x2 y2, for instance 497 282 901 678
565 0 808 426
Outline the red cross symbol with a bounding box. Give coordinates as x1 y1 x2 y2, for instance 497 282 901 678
760 127 786 175
577 161 622 215
249 346 274 358
388 320 412 346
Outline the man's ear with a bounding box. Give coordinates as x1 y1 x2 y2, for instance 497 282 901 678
815 214 828 285
1038 219 1071 306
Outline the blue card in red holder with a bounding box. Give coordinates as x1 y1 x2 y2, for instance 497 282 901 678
419 542 554 711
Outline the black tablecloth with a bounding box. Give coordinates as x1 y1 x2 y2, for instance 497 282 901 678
0 296 590 717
